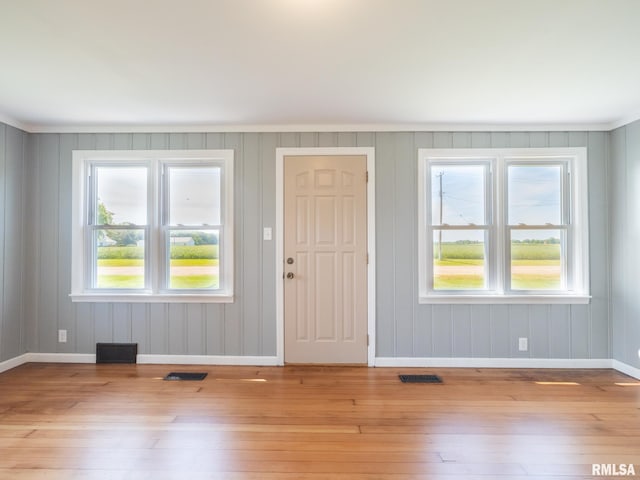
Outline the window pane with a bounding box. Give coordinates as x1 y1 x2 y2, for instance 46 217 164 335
168 230 219 289
510 230 563 290
431 165 486 226
95 167 147 225
433 230 486 290
95 229 145 288
169 167 221 226
508 164 562 225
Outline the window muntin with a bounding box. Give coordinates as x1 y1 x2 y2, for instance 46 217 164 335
71 150 234 303
418 148 589 304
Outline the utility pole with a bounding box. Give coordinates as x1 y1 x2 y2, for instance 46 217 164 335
436 171 444 260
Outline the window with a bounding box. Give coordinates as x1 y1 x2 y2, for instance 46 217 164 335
71 150 234 303
418 148 589 304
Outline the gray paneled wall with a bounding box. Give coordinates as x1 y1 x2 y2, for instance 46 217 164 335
21 130 610 360
0 124 27 362
610 121 640 369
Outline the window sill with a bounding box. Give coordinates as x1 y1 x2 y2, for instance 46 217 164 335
419 294 591 305
70 293 234 304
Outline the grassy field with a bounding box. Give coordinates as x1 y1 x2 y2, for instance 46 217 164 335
434 243 560 261
434 243 561 290
96 245 218 289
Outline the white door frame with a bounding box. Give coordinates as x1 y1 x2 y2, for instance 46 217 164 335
276 147 376 366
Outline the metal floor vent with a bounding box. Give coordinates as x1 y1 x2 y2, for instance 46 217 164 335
164 372 208 381
96 343 138 364
399 374 443 384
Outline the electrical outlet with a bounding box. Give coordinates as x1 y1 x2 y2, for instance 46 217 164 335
518 337 528 352
58 329 67 343
263 227 272 241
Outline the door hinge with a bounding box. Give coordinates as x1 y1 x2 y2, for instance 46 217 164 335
367 334 370 346
366 171 369 183
366 253 369 264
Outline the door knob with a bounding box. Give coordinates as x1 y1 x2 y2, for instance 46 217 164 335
286 272 295 279
287 257 294 264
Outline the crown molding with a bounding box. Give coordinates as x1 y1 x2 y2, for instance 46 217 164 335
26 122 616 134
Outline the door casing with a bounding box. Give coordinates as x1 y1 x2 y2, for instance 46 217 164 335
276 147 376 366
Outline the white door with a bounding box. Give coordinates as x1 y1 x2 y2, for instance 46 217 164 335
284 155 368 364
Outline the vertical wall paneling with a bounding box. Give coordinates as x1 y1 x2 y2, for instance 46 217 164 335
451 305 472 357
186 304 204 355
549 304 571 358
609 128 626 362
261 133 278 356
337 132 357 148
224 133 243 355
374 133 396 356
242 133 261 356
587 132 610 359
148 304 168 354
9 126 612 364
167 304 187 355
432 305 452 357
508 305 530 357
299 132 317 148
23 134 38 352
616 121 640 368
57 134 76 352
393 133 415 356
112 304 132 343
37 135 60 353
470 305 491 358
529 305 550 358
131 304 149 353
0 125 5 360
489 305 510 358
0 126 27 360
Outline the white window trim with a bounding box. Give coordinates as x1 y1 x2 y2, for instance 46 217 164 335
70 149 234 303
418 147 590 305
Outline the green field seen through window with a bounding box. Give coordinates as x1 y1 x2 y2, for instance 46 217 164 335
434 242 561 290
96 245 219 289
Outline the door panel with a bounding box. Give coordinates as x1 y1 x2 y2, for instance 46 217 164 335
284 155 368 364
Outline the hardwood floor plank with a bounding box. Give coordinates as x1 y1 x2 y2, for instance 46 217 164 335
0 364 638 479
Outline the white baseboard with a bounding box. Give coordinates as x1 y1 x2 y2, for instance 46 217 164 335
0 353 30 374
21 353 279 366
136 354 279 366
26 353 96 363
2 353 636 379
374 357 613 369
612 360 640 380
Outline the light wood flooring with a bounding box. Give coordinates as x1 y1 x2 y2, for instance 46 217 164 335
0 363 639 479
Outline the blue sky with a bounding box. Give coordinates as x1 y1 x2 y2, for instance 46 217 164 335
431 164 562 241
96 166 221 226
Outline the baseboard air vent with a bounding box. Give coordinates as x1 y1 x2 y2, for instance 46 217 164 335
96 343 138 364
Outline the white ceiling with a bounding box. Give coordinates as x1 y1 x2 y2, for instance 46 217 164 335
1 0 640 132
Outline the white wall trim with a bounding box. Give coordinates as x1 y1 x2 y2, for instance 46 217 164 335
374 357 613 369
612 360 640 380
2 354 639 379
20 122 618 134
136 355 279 366
2 353 279 368
275 147 376 366
0 354 30 373
0 114 29 132
26 353 96 363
